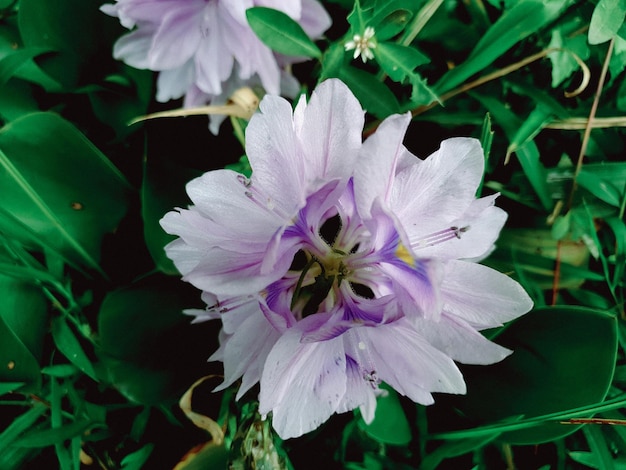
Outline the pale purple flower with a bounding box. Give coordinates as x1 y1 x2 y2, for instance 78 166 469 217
101 0 331 132
160 79 533 439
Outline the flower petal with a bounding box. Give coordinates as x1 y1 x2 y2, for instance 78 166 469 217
414 314 512 365
363 320 467 403
212 309 281 399
391 137 485 240
298 79 364 182
259 322 347 439
441 260 534 329
148 3 204 69
354 112 412 218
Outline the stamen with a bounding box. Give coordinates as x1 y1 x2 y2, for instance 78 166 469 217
352 329 380 389
412 225 470 249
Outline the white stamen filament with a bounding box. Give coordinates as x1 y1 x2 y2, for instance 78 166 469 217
413 226 470 249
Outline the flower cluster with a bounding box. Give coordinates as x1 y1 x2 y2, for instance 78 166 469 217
160 79 533 439
101 0 331 133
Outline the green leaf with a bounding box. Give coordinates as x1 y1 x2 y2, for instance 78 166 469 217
358 384 411 446
548 26 590 88
472 92 552 210
577 170 622 207
121 443 154 470
97 276 208 405
0 46 54 87
418 434 501 470
17 0 109 89
435 0 568 94
0 382 25 394
588 0 626 45
319 42 347 81
0 273 47 392
451 306 617 445
51 317 97 381
13 419 95 448
0 112 132 275
337 66 400 118
142 154 200 275
376 42 429 82
506 105 555 159
0 79 40 122
0 401 48 452
246 7 322 59
41 364 80 378
374 8 413 41
408 73 439 107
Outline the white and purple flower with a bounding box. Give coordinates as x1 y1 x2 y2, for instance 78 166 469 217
160 79 533 439
101 0 331 133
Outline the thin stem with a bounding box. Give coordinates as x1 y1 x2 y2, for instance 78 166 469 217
552 37 615 306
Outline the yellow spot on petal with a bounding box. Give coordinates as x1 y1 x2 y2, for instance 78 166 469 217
395 243 416 268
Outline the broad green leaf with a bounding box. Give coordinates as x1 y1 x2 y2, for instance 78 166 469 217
246 7 322 59
0 17 60 92
375 42 429 82
142 154 200 275
0 79 40 122
0 46 53 87
337 66 400 118
18 0 108 89
51 317 97 381
358 384 411 446
588 0 626 45
97 276 210 405
451 306 617 445
0 273 47 392
435 0 568 94
0 112 132 275
84 67 153 140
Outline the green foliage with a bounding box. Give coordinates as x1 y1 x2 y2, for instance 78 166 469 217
247 7 323 59
451 307 617 445
1 0 626 468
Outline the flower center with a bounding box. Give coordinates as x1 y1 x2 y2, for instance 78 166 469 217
288 213 368 318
